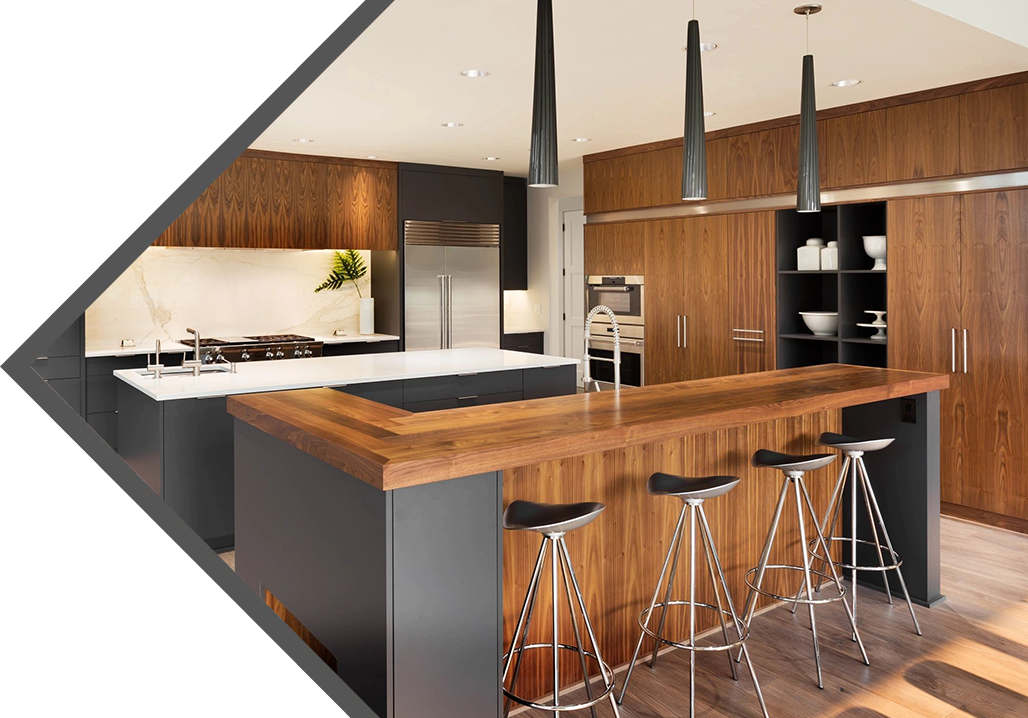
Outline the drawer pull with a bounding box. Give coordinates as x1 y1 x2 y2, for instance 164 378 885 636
36 356 49 361
732 337 764 343
458 395 478 401
457 372 479 377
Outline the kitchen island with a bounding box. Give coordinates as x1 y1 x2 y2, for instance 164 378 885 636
228 364 948 718
114 348 577 549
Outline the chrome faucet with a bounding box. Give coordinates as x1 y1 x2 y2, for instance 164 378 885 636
582 305 621 392
147 339 165 379
182 327 203 376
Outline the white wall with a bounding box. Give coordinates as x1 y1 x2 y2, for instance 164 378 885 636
504 159 584 353
86 247 371 347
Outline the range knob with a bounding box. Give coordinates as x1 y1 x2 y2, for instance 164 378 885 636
275 349 285 359
303 348 313 357
292 348 303 359
265 350 275 360
240 351 251 362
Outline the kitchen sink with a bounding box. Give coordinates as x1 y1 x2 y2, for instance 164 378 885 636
135 364 234 378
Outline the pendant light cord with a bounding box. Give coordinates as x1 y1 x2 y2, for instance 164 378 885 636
806 9 810 54
692 0 696 21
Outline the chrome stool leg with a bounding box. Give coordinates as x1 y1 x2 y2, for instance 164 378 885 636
858 456 922 636
503 529 620 718
622 487 768 718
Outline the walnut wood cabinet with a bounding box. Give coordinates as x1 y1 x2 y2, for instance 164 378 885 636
727 212 776 373
584 78 1028 216
155 152 398 250
583 221 645 275
889 190 1028 526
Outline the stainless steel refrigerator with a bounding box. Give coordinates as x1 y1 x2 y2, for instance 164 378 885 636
404 220 501 350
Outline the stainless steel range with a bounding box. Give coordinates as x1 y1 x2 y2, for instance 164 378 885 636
179 334 324 364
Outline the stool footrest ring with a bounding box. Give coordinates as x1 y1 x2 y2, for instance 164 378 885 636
807 536 903 572
637 600 750 652
501 643 616 712
744 565 848 604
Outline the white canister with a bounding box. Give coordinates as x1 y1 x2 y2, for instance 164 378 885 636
820 240 839 271
797 238 825 271
359 297 375 335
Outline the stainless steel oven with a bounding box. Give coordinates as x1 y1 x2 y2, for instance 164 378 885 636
585 275 644 327
587 323 644 388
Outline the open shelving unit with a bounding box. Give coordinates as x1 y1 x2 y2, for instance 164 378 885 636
776 202 888 369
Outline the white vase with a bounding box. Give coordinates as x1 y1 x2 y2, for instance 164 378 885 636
359 297 375 335
797 238 824 271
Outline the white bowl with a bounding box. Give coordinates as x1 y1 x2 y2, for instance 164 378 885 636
862 235 887 270
799 311 839 337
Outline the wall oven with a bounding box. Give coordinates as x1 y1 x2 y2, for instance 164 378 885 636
585 275 644 327
588 324 644 388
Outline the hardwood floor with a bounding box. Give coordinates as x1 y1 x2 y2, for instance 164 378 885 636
218 516 1027 717
515 516 1028 718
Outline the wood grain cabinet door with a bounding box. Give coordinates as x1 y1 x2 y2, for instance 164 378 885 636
959 84 1028 174
727 212 776 373
887 195 964 508
678 215 731 380
959 190 1028 521
823 110 886 188
643 220 687 385
885 97 961 181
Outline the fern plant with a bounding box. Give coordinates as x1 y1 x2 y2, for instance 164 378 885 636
314 249 368 297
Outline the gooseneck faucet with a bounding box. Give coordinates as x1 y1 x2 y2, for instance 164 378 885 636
182 327 203 376
582 305 621 392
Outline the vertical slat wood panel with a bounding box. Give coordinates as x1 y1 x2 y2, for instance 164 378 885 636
502 409 843 700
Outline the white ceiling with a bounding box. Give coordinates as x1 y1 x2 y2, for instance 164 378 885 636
251 0 1028 177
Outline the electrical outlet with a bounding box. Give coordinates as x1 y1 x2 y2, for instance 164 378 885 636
533 303 542 315
901 398 917 424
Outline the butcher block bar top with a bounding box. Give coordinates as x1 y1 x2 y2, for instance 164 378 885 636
227 363 947 491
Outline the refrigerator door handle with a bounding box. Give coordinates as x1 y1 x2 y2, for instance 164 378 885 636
447 275 454 349
439 275 447 349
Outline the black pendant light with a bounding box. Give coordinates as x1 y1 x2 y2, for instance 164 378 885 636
795 4 822 213
529 0 558 188
681 2 707 200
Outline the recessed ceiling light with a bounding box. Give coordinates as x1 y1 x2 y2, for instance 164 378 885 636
441 122 464 128
704 111 716 117
461 69 490 78
482 156 501 161
682 42 719 52
571 137 592 143
831 78 861 87
292 138 314 143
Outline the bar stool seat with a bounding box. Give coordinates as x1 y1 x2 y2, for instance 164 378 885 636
816 432 895 454
502 500 605 535
647 473 740 500
752 449 836 473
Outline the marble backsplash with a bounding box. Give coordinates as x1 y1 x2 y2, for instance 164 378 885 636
86 247 372 345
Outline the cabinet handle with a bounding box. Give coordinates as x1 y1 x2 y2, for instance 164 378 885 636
732 329 764 334
457 372 479 377
682 315 688 349
36 356 49 362
951 328 956 373
458 395 478 401
733 337 764 343
677 315 681 348
963 328 968 374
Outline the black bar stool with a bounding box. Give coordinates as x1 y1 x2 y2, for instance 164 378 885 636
619 474 769 718
501 500 620 718
739 449 870 689
797 432 922 636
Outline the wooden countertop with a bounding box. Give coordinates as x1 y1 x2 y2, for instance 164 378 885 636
227 364 948 491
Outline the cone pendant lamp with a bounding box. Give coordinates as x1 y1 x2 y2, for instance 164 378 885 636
529 0 558 187
795 4 822 212
681 6 707 200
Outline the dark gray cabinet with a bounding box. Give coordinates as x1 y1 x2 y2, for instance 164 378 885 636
86 353 185 451
33 316 85 416
501 331 545 354
502 176 528 291
337 380 404 408
523 364 576 399
399 165 503 224
118 383 234 550
322 340 400 357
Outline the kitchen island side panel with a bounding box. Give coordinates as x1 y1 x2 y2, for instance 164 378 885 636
234 420 391 718
391 472 503 718
116 381 162 496
843 391 943 606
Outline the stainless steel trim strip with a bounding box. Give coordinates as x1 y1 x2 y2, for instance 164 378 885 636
404 219 500 246
585 171 1028 224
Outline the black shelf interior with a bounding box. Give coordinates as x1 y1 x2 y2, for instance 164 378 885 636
776 201 888 369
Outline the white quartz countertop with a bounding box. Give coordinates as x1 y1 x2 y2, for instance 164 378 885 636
85 333 400 358
114 348 578 401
